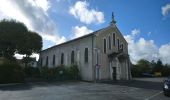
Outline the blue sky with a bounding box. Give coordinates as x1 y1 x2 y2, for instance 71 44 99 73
51 0 170 47
0 0 170 64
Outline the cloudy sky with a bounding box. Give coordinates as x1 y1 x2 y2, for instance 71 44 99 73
0 0 170 64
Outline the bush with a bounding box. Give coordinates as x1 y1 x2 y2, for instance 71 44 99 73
67 64 80 80
161 66 170 77
24 66 40 78
39 65 80 81
40 65 68 80
0 61 24 84
40 66 50 80
131 65 141 77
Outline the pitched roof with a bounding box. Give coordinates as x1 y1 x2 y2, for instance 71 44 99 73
41 27 105 52
40 24 127 53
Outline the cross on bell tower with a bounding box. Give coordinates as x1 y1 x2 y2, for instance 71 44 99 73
110 12 116 24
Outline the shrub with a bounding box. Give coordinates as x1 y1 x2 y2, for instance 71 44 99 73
131 65 141 77
0 61 24 84
40 65 67 80
39 66 50 80
161 66 170 77
53 65 68 80
67 64 80 80
39 65 80 81
24 66 40 78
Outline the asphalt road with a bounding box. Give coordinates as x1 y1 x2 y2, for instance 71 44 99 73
102 80 163 90
0 80 169 100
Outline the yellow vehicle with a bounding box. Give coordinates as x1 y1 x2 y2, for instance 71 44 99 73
154 72 162 77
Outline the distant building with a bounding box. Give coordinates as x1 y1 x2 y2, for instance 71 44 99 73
27 58 37 67
39 14 132 81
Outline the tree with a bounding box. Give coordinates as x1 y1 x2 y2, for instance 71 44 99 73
161 64 170 76
0 19 42 61
152 59 163 72
18 31 42 56
131 59 151 77
19 31 42 66
137 59 151 73
0 19 28 59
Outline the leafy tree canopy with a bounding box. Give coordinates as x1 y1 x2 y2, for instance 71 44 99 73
0 19 42 60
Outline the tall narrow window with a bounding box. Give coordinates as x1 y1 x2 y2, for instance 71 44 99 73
113 33 116 46
71 51 74 64
84 48 88 63
52 55 55 66
117 39 120 50
109 36 111 50
103 38 106 53
61 53 64 65
46 56 48 66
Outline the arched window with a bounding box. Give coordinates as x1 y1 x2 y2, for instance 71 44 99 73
53 55 55 66
46 56 48 66
61 53 64 65
84 48 88 63
117 39 120 50
109 35 111 50
113 33 116 46
71 51 74 64
103 38 106 53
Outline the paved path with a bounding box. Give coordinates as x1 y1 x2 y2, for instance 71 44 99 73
0 81 169 100
133 77 167 82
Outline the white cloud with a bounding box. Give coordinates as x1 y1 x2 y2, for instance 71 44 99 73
162 3 170 16
69 1 104 24
131 29 140 36
14 54 26 60
42 34 66 45
0 0 66 60
14 53 39 61
159 43 170 64
72 26 93 38
0 0 65 44
124 29 140 44
124 29 170 64
28 0 50 12
147 32 152 36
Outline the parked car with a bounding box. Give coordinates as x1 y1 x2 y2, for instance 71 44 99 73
163 77 170 96
142 73 154 77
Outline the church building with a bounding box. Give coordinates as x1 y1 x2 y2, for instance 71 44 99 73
39 14 132 81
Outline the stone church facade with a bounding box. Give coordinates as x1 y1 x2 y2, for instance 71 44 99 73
39 15 131 81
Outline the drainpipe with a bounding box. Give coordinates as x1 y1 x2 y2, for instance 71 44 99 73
92 35 95 82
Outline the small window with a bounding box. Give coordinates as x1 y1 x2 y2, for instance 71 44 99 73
84 48 88 63
52 55 55 66
109 35 111 50
113 33 116 46
61 53 64 65
71 51 74 64
103 38 106 53
46 56 48 66
117 39 120 50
